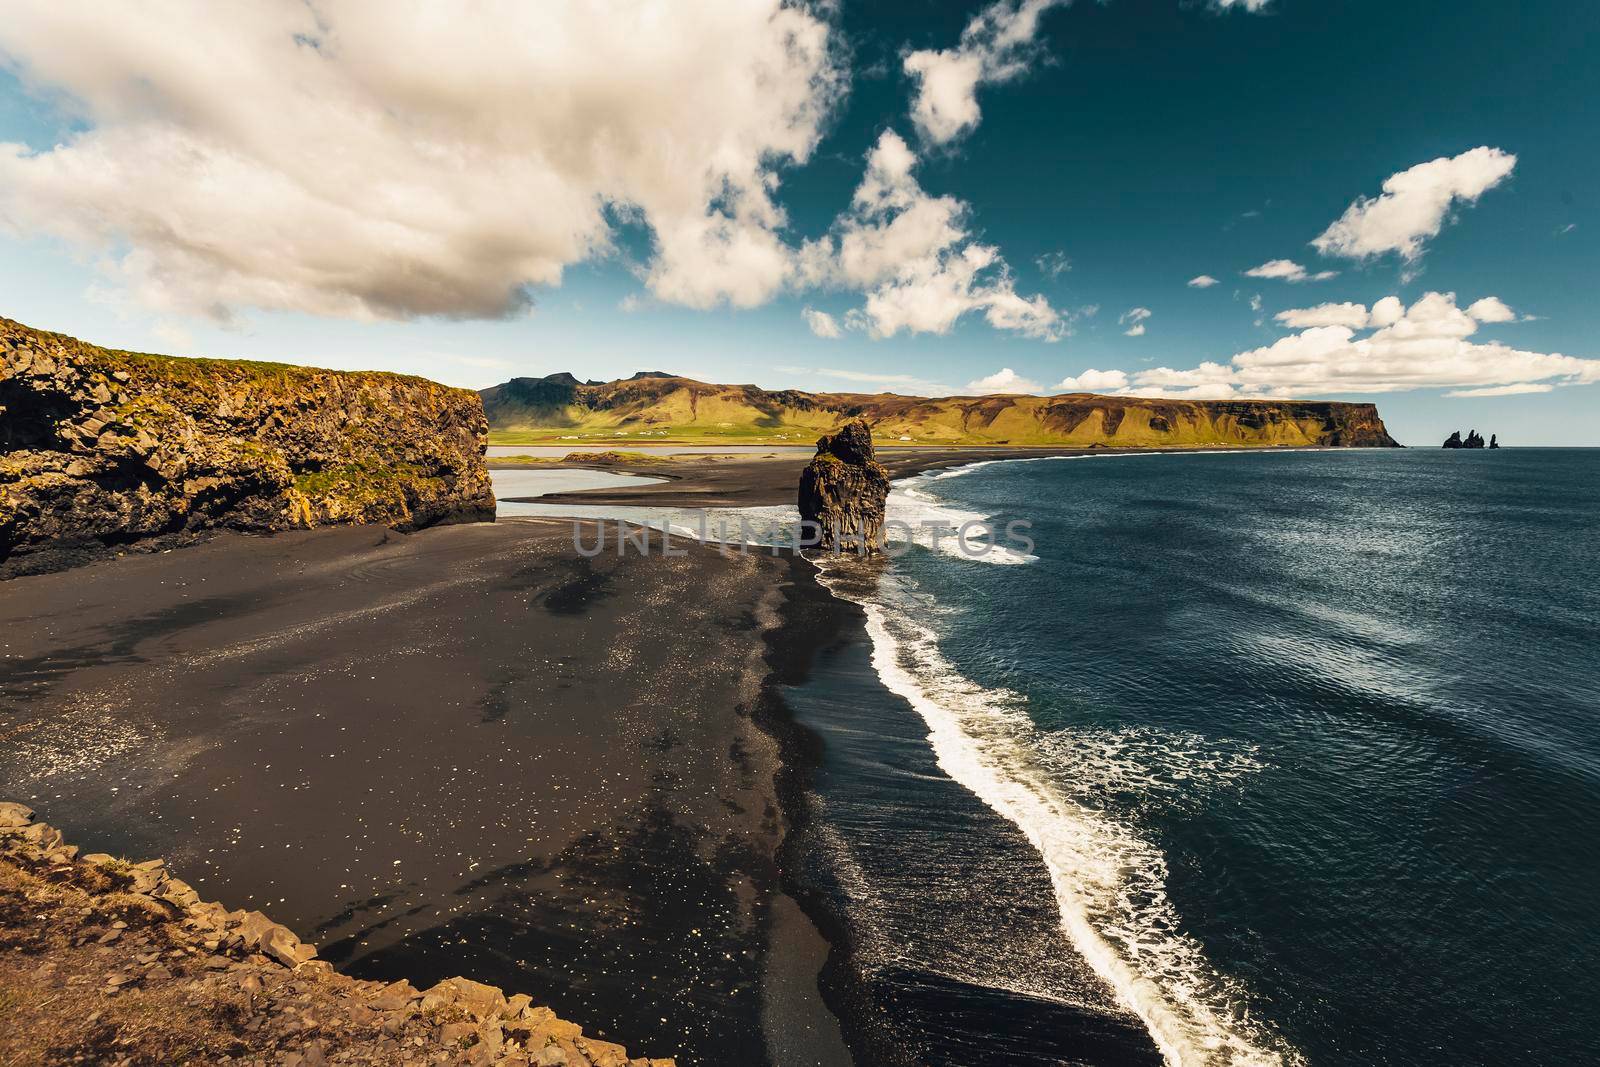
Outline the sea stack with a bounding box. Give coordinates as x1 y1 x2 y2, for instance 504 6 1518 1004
797 419 890 553
1443 430 1488 449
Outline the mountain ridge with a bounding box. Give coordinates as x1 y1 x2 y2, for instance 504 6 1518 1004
480 371 1402 448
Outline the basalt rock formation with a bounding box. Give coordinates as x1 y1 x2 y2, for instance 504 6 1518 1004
797 419 890 553
1 317 496 577
1489 434 1500 449
482 372 1402 448
0 802 673 1067
1443 429 1488 449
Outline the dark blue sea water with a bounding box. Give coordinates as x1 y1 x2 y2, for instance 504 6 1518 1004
790 448 1600 1066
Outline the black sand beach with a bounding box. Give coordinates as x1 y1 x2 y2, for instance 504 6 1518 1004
519 448 1106 509
0 520 850 1066
0 446 1229 1065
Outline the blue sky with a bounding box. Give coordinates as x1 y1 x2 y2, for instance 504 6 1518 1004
0 0 1595 445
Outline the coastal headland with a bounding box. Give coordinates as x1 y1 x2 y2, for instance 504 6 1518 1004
1 317 494 578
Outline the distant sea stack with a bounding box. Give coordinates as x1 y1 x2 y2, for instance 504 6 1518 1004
1 317 495 578
1443 430 1491 449
481 372 1402 448
798 419 890 553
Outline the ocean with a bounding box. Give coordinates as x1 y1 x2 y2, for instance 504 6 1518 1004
787 448 1600 1066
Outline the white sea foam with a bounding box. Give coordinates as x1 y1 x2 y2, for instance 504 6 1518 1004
924 446 1342 483
887 478 1037 564
818 563 1303 1067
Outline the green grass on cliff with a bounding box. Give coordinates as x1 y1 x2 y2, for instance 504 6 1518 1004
292 461 427 496
489 423 822 446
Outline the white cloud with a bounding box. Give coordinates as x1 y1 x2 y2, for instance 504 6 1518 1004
1312 147 1517 262
1275 302 1371 329
1036 250 1071 277
1244 259 1338 283
1188 275 1220 288
802 307 842 338
802 130 1064 340
1369 295 1404 327
1465 296 1517 323
1108 292 1597 399
1120 306 1152 336
903 0 1068 145
1054 368 1129 392
1212 0 1273 10
967 367 1041 394
0 1 843 321
779 366 952 394
1446 383 1554 397
1249 293 1264 313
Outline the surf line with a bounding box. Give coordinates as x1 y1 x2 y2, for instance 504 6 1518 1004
816 562 1300 1067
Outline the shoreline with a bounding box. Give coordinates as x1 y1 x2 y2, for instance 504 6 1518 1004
765 552 1167 1067
2 445 1402 1066
515 443 1373 513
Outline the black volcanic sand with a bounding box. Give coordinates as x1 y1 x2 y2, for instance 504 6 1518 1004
0 520 850 1066
522 447 1112 509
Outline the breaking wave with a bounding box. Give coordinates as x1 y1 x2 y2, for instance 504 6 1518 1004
814 558 1302 1067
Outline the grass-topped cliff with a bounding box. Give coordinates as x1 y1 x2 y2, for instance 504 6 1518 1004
1 316 494 576
481 372 1400 448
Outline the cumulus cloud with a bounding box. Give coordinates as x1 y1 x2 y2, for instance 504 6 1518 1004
1244 259 1337 283
1188 275 1220 288
802 130 1064 340
1107 292 1597 399
1120 306 1152 336
1312 147 1517 262
903 0 1068 146
1212 0 1273 10
1054 368 1129 392
1274 302 1372 329
802 307 843 339
0 1 842 321
967 367 1042 394
1466 296 1517 323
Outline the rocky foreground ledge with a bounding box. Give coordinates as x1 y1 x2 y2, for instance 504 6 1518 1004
0 804 672 1067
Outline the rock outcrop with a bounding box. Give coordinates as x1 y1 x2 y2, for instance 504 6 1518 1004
1443 429 1488 449
797 419 890 553
0 802 673 1067
1489 434 1500 449
1 317 496 577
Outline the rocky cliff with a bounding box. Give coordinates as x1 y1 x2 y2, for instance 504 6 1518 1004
1 317 495 577
0 803 672 1066
483 372 1403 449
797 420 890 553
